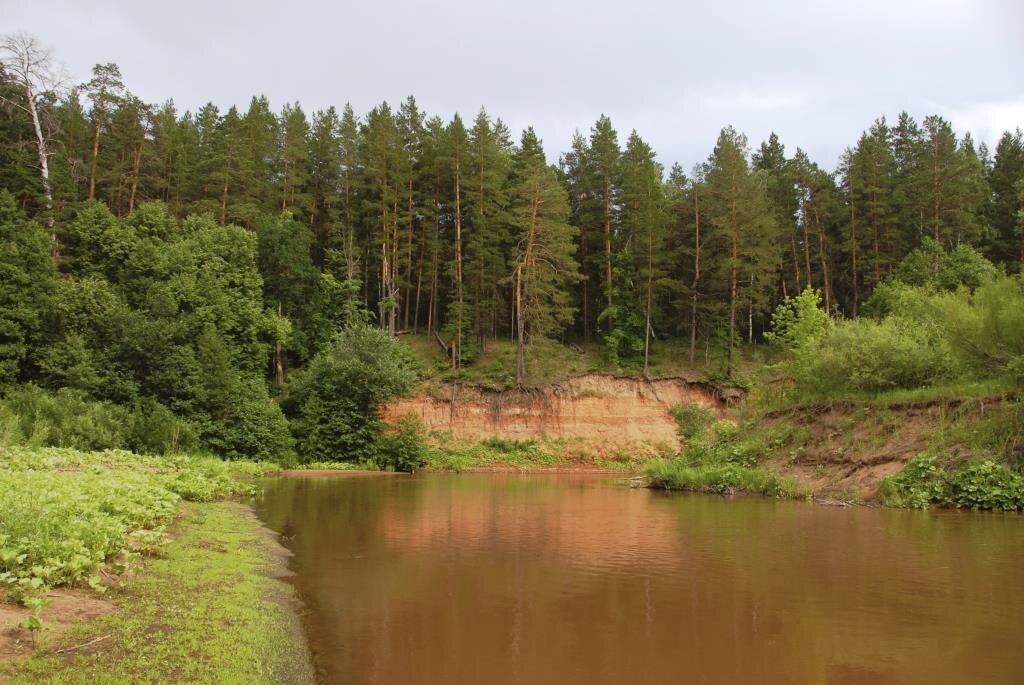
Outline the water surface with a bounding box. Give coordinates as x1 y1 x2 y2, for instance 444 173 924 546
256 474 1024 684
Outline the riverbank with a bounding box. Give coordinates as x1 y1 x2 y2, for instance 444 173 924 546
1 500 314 683
0 448 314 684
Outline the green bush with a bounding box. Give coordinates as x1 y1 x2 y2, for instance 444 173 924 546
375 415 427 472
288 324 420 463
796 317 956 393
0 385 198 455
668 404 714 440
880 453 1024 511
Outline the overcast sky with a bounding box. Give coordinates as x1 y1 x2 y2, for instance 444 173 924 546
7 0 1023 171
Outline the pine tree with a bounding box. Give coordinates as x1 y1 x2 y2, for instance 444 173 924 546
586 116 622 323
396 96 424 331
703 127 781 373
242 96 279 221
361 103 401 336
443 114 470 363
986 129 1024 265
465 108 512 345
509 128 579 386
83 63 125 201
334 104 362 280
279 102 311 217
916 116 987 247
840 119 898 295
308 106 343 264
619 131 667 374
752 133 800 295
559 131 594 338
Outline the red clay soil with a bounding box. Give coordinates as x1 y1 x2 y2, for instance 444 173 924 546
385 373 728 452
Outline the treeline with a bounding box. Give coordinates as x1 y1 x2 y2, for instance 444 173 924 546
5 48 1024 376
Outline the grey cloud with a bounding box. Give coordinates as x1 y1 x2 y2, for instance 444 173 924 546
7 0 1023 171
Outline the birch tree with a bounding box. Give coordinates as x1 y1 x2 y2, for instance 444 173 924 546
0 33 65 247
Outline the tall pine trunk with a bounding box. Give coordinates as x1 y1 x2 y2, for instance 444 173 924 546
688 189 702 368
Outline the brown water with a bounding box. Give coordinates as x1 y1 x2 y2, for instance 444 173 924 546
256 474 1024 685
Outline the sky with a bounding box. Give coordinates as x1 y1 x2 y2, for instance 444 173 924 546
6 0 1024 172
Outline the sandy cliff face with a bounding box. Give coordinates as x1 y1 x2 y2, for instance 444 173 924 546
384 374 726 450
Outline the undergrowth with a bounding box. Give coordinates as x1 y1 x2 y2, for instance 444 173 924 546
650 403 800 498
0 447 277 602
881 453 1024 511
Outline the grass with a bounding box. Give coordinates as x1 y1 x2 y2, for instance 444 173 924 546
2 501 314 684
293 460 378 471
422 434 652 472
646 403 802 499
752 374 1017 416
646 459 800 498
399 333 774 391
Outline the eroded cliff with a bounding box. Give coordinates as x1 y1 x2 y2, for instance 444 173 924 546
384 373 727 451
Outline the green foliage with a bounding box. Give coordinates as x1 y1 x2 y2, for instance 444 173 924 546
651 404 797 497
796 316 956 392
0 385 197 454
668 404 714 440
375 414 427 472
789 274 1024 396
880 453 1024 511
3 501 315 683
765 287 831 353
646 459 799 498
598 295 646 368
0 447 274 598
892 237 1000 291
0 191 55 389
288 324 420 463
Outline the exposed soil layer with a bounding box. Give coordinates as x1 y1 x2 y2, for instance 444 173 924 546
762 398 988 501
386 373 728 451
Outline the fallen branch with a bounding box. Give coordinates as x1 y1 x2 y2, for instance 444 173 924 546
54 634 111 654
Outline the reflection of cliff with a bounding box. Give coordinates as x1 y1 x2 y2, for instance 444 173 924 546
384 373 726 449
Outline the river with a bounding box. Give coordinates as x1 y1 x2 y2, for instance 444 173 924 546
255 473 1024 684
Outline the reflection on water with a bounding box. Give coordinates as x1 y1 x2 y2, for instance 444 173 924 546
256 474 1024 685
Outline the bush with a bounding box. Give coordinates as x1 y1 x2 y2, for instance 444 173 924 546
200 377 294 463
880 453 1024 511
288 324 420 463
375 415 427 472
795 317 956 393
0 385 198 455
668 404 714 440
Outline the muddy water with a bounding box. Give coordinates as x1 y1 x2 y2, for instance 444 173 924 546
256 474 1024 685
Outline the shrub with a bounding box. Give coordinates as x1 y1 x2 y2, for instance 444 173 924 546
375 415 427 472
765 287 832 353
288 324 420 463
880 453 1024 511
0 385 199 455
668 404 713 440
795 317 956 393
